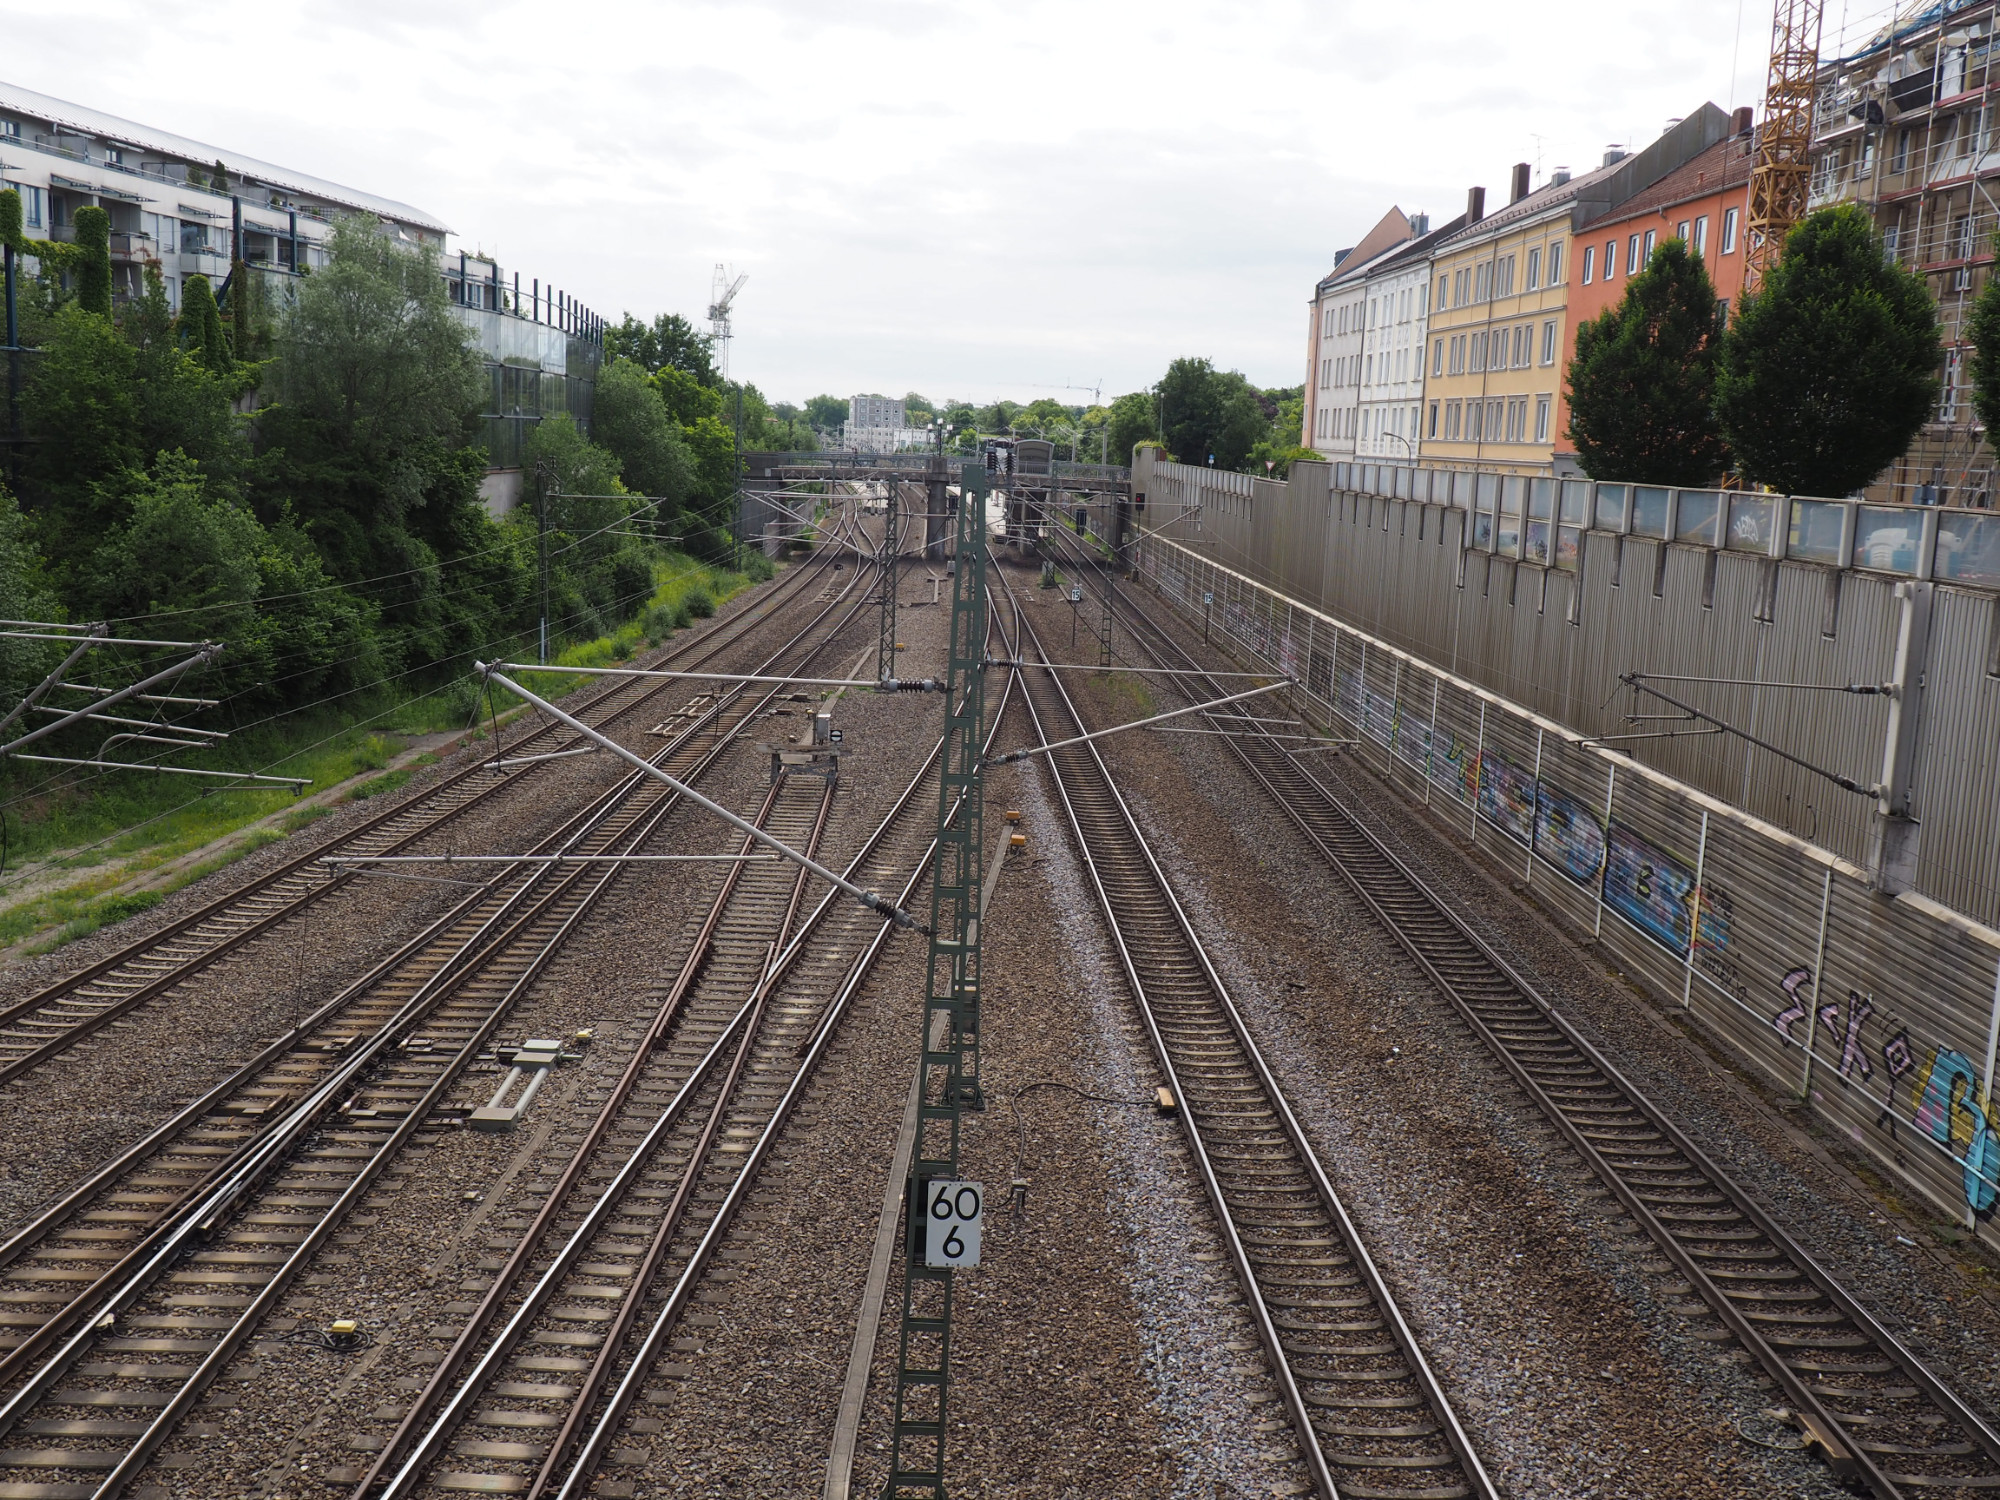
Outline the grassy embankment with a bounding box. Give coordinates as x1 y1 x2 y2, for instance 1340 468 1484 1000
0 553 764 954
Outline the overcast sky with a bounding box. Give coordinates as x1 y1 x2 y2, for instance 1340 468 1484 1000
9 0 1905 407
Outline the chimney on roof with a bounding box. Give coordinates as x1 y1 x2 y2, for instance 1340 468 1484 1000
1408 212 1430 236
1731 105 1754 136
1510 162 1531 203
1602 146 1629 167
1551 168 1571 186
1467 185 1486 225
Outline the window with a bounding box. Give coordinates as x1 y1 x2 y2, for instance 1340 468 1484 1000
1721 207 1739 254
1535 396 1551 444
1446 401 1462 439
1488 399 1504 441
0 121 16 139
1364 354 1373 385
1541 320 1556 365
1428 402 1439 437
1526 247 1541 289
1323 308 1334 338
1470 332 1486 373
1643 228 1656 263
1693 215 1708 257
1582 244 1595 284
1468 401 1483 442
1893 128 1911 173
1418 282 1428 316
1432 339 1444 377
1548 241 1562 283
1509 325 1524 368
1627 235 1641 274
1717 297 1731 323
1339 306 1348 335
1475 262 1491 301
104 148 123 166
1676 220 1689 244
1399 288 1411 321
5 183 41 228
1498 255 1515 296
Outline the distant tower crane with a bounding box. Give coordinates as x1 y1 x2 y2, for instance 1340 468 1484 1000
1742 0 1826 293
707 264 748 383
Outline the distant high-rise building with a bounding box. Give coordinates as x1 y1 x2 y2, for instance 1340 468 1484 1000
844 394 925 453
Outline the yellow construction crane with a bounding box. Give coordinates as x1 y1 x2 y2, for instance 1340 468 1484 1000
1743 0 1826 292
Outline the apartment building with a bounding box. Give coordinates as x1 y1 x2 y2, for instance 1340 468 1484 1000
1303 208 1419 458
0 79 446 311
1561 125 1754 443
1355 215 1464 461
1421 106 1734 477
1811 8 2000 504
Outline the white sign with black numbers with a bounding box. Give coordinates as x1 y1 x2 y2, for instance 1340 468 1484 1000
924 1179 983 1268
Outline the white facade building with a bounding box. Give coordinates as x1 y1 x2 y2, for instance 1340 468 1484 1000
1356 236 1440 462
843 394 928 453
0 80 448 311
1304 208 1418 460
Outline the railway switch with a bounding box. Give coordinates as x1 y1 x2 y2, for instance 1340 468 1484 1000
471 1038 567 1132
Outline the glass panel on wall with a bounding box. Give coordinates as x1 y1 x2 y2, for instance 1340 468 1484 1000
1559 479 1589 524
1852 506 1922 574
1594 484 1629 530
1788 499 1847 563
1529 477 1554 520
1555 524 1583 571
1674 490 1722 543
1725 494 1778 552
1631 486 1670 536
1936 512 2000 584
1523 519 1552 565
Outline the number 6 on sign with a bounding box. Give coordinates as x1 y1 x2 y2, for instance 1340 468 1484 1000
924 1180 983 1268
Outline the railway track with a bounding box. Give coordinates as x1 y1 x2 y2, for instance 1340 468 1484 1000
1082 543 2000 1500
0 538 853 1092
345 612 1017 1500
0 548 885 1500
1003 586 1493 1500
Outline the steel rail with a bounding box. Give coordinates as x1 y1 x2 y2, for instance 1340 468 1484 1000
1097 556 2000 1500
0 542 848 1087
379 608 1019 1500
1004 585 1494 1500
0 543 863 1279
0 545 882 1497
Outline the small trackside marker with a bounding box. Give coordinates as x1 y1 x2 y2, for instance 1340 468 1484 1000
1154 1087 1179 1116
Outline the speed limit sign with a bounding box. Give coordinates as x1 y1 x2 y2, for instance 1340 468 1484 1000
924 1180 983 1268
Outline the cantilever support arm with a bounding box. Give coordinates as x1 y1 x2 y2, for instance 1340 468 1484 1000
477 664 927 932
988 680 1290 765
0 644 226 759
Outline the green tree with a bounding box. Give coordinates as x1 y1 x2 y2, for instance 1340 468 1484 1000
1964 238 2000 437
605 312 717 385
1565 239 1730 484
258 217 483 579
176 273 233 377
654 365 725 426
1715 203 1940 496
591 357 694 508
20 306 141 573
803 394 848 433
519 416 655 637
1157 358 1266 471
69 207 113 317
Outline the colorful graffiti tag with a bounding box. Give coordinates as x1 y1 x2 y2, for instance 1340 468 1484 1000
1772 966 1998 1218
1477 750 1537 846
1602 821 1697 953
1914 1049 2000 1214
1532 783 1607 886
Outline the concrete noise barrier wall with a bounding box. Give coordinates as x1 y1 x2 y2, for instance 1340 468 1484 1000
1127 519 2000 1253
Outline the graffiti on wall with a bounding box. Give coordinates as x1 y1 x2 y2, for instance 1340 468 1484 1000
1477 749 1537 846
1603 822 1698 953
1771 965 1999 1217
1533 782 1608 886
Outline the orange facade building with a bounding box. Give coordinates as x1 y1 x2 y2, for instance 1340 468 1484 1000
1556 127 1754 452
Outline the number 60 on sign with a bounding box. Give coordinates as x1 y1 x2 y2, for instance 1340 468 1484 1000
924 1180 983 1268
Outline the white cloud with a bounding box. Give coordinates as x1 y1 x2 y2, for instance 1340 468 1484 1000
10 0 1770 402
